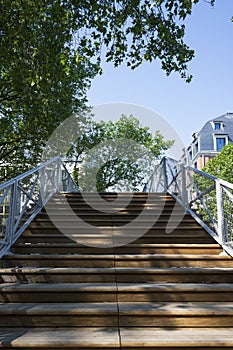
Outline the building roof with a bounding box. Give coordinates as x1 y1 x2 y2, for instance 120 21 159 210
192 113 233 151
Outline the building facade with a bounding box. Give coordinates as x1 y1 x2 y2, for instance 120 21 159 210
181 113 233 170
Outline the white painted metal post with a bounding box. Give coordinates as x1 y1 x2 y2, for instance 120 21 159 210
163 158 168 192
7 181 18 246
56 158 62 191
181 165 188 207
216 180 226 244
39 167 46 206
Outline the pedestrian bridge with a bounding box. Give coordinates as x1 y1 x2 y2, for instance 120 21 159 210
0 156 233 348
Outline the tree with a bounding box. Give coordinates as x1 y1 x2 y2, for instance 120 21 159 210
202 144 233 183
0 0 215 181
0 0 99 181
71 115 174 191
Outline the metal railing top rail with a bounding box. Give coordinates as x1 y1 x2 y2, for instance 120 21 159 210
0 156 78 258
0 156 60 190
165 156 230 183
164 156 233 192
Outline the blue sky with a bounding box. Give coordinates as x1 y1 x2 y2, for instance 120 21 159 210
87 0 233 151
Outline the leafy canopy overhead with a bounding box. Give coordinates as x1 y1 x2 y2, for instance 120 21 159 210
71 0 214 82
0 0 215 181
0 0 98 181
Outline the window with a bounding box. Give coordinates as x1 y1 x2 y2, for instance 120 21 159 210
193 142 198 155
189 150 192 161
216 137 226 151
214 122 221 130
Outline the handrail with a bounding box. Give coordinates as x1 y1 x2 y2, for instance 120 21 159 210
144 156 233 257
0 157 78 258
0 157 60 190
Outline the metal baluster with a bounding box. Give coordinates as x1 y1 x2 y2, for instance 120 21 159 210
216 180 226 245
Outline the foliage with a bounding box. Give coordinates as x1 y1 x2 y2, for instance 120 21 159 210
202 143 233 183
0 0 98 181
71 115 174 192
0 0 215 181
71 0 202 82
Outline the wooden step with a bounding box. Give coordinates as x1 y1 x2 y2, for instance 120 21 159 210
45 197 178 211
24 227 207 237
29 217 196 227
2 253 232 268
1 267 233 284
0 302 118 327
114 244 222 255
11 243 114 255
0 283 233 303
0 302 233 328
0 267 117 283
18 233 215 244
114 254 233 268
1 326 233 349
50 194 176 202
42 205 184 215
115 267 233 283
119 302 233 327
1 254 115 268
116 283 233 302
0 327 120 349
0 283 118 303
37 212 190 219
11 243 223 255
120 327 233 348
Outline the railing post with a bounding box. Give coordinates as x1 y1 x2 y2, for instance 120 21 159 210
181 164 188 207
163 158 168 192
39 167 46 206
216 180 226 244
56 157 62 192
6 181 18 246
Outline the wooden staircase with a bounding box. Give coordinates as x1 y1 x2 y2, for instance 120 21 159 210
0 192 233 348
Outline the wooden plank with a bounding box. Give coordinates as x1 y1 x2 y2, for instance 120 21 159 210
120 327 233 347
0 327 120 348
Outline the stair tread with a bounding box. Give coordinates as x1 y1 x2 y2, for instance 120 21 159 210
0 302 118 314
0 282 117 291
1 266 233 274
31 223 194 228
13 243 221 248
119 301 233 314
4 253 229 259
21 232 210 237
117 283 233 292
1 282 233 292
0 327 120 347
1 302 233 315
32 218 193 222
37 212 188 216
120 327 233 346
1 327 233 347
